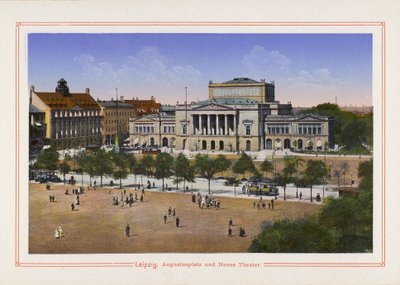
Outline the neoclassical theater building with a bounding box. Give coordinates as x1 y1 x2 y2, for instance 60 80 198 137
129 77 334 152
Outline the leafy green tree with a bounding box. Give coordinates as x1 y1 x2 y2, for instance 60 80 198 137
195 154 231 194
174 153 190 190
249 217 336 253
303 160 327 202
35 147 59 175
141 155 155 178
112 151 130 188
260 159 273 179
127 154 137 185
154 153 174 191
232 152 255 178
59 154 71 183
93 149 113 187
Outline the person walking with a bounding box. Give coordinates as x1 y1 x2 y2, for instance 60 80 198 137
125 224 130 237
71 203 75 211
228 227 232 237
175 217 180 227
140 194 143 202
168 207 172 217
172 208 176 218
229 218 233 227
163 215 167 224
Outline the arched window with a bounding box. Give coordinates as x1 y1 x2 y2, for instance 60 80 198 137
246 140 251 151
150 137 155 146
245 125 251 135
265 139 272 150
284 139 291 149
162 137 168 147
211 140 215 150
219 140 224 150
202 140 207 150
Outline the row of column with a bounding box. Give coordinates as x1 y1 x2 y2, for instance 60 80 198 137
192 114 236 136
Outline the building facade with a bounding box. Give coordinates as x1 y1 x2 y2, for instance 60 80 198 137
29 104 46 155
30 79 102 150
129 77 334 152
129 113 176 148
208 77 275 102
97 98 136 145
264 114 334 151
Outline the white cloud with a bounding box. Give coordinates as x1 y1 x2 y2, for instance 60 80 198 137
285 68 348 91
73 54 118 82
242 45 291 78
117 46 201 86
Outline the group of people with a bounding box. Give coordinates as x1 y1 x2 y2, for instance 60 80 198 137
193 193 220 209
253 196 274 210
48 195 56 202
163 207 180 227
227 218 246 238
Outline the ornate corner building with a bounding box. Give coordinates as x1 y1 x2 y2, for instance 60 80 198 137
30 79 102 150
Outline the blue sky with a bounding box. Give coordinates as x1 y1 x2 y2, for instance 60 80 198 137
28 33 372 107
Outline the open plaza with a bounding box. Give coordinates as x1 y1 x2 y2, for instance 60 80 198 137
29 150 369 253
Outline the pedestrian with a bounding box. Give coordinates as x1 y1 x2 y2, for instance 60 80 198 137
299 192 303 200
65 189 69 195
228 227 232 237
76 195 80 205
168 207 172 217
163 215 167 224
172 208 176 218
153 182 155 188
124 189 126 195
125 224 130 237
229 218 233 227
140 194 143 202
175 217 180 227
142 188 145 195
259 196 263 203
71 203 75 211
253 202 256 208
55 227 60 239
58 225 63 238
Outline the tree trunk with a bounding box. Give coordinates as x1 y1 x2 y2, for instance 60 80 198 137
183 180 186 192
162 178 165 191
100 175 103 187
120 178 122 189
310 185 313 202
284 185 286 200
208 179 211 194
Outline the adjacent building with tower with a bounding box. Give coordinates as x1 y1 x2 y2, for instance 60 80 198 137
30 79 102 150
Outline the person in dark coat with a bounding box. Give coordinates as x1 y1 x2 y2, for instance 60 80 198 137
125 224 130 237
71 203 75 211
229 218 233 227
228 227 232 237
163 215 167 224
175 217 180 227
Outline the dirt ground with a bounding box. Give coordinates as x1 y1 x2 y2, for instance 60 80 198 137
29 183 321 253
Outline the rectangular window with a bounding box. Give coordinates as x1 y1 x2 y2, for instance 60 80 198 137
285 127 289 134
318 127 321 134
267 127 271 134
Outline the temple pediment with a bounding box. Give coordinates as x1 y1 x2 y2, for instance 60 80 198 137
192 102 234 111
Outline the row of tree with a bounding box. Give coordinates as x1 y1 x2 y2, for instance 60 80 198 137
250 159 373 253
33 148 330 202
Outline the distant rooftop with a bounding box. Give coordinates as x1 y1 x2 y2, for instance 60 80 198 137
222 77 259 84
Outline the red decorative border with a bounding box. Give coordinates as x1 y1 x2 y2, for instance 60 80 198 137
16 21 386 268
